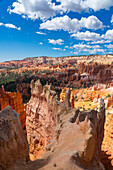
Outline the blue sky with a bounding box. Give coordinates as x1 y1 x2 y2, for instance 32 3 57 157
0 0 113 62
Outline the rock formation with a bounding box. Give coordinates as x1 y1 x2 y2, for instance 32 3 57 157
60 89 66 103
106 94 113 108
60 89 75 108
26 80 59 160
0 106 29 170
41 98 105 170
101 113 113 169
0 78 106 169
26 80 105 169
0 85 26 128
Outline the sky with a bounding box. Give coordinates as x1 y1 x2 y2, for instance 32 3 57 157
0 0 113 62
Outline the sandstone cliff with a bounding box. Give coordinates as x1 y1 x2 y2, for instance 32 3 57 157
26 80 59 160
0 106 29 170
0 85 26 128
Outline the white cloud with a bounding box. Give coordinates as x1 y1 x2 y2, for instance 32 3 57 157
48 39 64 45
0 22 21 30
57 0 113 12
104 29 113 40
8 0 113 21
8 0 62 21
40 15 80 32
82 0 113 11
40 15 103 33
83 48 105 53
71 29 113 43
36 31 46 35
105 44 113 48
73 43 100 50
0 23 3 26
111 15 113 23
91 40 111 44
65 46 68 48
80 16 103 30
53 47 62 50
39 42 43 45
72 42 105 54
71 31 101 41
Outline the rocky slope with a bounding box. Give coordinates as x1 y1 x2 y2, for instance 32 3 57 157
40 98 105 170
0 106 29 170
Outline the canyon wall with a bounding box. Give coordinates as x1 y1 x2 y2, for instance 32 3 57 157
0 106 29 170
26 80 59 160
26 79 106 169
0 80 106 169
0 85 26 128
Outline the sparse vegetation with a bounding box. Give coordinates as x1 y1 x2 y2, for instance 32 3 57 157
53 163 57 167
106 94 111 98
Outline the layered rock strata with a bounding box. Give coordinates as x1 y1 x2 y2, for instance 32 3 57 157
0 106 29 170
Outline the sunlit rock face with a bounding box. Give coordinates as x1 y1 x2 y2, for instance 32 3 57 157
60 89 75 108
0 85 26 128
101 113 113 170
0 106 29 170
26 80 59 160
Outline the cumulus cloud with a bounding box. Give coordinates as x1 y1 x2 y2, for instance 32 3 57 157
8 0 62 21
36 31 46 35
105 44 113 48
56 0 113 12
71 29 113 43
40 15 103 32
83 48 105 53
71 31 101 41
0 22 21 30
73 43 100 50
82 0 113 11
103 29 113 40
8 0 113 21
53 47 62 50
91 40 111 44
72 43 105 54
48 39 64 45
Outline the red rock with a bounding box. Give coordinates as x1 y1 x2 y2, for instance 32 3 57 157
26 80 58 159
0 85 26 128
101 113 113 169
